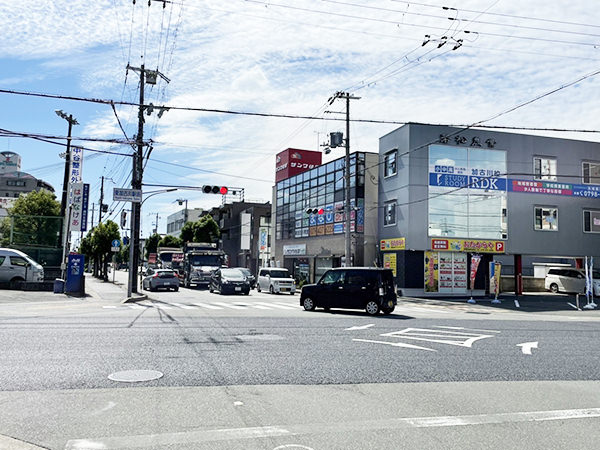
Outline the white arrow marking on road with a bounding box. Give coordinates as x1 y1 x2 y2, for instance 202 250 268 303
345 324 374 331
517 341 538 355
353 338 437 352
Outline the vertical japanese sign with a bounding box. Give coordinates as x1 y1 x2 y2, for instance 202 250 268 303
70 183 84 230
470 255 482 291
69 147 83 183
424 251 439 292
383 253 397 277
80 183 89 231
489 261 502 299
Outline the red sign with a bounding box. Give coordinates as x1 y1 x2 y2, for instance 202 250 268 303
275 148 322 182
172 253 184 263
470 255 482 290
148 253 157 264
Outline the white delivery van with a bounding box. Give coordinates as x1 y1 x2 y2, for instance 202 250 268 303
0 248 45 288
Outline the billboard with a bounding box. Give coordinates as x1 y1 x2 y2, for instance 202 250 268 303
275 148 322 182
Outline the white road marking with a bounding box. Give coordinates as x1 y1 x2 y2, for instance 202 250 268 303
234 302 271 310
63 407 600 448
211 302 246 310
0 433 49 449
170 302 195 309
102 306 118 309
155 305 173 310
398 305 450 314
273 302 299 309
127 304 146 309
345 324 375 331
353 338 437 352
192 302 223 310
381 328 495 348
517 341 539 355
434 326 501 333
254 302 296 310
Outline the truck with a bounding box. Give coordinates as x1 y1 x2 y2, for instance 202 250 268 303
182 242 226 288
157 246 184 274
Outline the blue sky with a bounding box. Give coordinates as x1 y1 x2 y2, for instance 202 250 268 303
1 0 600 242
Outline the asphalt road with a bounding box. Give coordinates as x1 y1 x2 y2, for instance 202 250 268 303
0 281 599 450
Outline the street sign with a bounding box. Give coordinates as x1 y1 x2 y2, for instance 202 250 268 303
111 239 120 253
113 188 142 203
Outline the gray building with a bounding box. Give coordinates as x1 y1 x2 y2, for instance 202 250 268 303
379 123 600 296
273 152 380 284
166 207 203 237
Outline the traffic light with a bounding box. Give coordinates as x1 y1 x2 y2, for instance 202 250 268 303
202 185 228 195
101 203 108 213
305 207 324 215
120 210 127 228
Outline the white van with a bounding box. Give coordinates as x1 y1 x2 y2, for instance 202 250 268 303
256 267 296 294
0 248 45 288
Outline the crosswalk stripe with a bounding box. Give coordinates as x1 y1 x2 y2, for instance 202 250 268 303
254 301 296 310
102 305 118 309
234 302 271 310
211 302 246 310
170 302 195 309
192 302 223 310
273 302 298 309
155 305 173 309
128 304 146 309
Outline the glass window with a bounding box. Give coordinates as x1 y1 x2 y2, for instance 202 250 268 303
326 161 335 173
318 165 326 176
319 270 344 285
584 210 600 233
384 201 396 226
335 158 344 171
10 256 29 267
335 177 344 191
326 173 335 183
0 256 5 266
534 156 557 181
384 150 397 177
534 206 558 231
583 162 600 184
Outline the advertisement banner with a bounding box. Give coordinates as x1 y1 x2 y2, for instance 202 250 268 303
80 183 89 231
69 147 83 183
380 237 406 251
317 225 325 235
275 148 322 182
333 223 344 234
259 227 268 252
325 224 334 235
383 253 397 277
148 253 157 264
325 205 334 224
424 251 439 292
70 183 84 230
489 261 502 298
431 238 504 253
470 255 482 290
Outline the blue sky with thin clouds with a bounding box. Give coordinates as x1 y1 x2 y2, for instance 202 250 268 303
1 0 599 240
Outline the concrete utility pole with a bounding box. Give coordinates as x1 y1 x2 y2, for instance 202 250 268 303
99 176 105 224
126 64 170 297
328 92 360 267
55 110 78 277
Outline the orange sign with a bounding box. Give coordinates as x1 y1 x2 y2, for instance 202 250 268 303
431 239 505 253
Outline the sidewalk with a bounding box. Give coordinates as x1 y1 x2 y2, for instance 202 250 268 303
399 292 599 315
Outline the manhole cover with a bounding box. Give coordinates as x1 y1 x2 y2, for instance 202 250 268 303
108 370 163 383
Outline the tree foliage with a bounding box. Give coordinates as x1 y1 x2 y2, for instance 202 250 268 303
144 233 161 259
0 190 62 247
158 234 183 248
180 216 221 244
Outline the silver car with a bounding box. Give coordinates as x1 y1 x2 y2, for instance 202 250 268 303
142 269 180 292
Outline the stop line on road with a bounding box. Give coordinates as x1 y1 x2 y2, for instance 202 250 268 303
102 300 299 311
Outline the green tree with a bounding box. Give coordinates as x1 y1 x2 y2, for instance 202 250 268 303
145 233 161 259
91 221 120 281
180 222 195 243
157 235 183 248
0 190 61 247
193 215 221 243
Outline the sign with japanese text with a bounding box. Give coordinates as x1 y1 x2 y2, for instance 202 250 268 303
380 237 406 251
509 179 600 198
80 183 89 232
424 251 439 292
470 255 482 290
275 148 322 182
69 147 83 183
431 238 505 253
70 183 84 230
383 253 397 277
113 188 142 203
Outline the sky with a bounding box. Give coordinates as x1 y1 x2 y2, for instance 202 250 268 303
1 0 600 241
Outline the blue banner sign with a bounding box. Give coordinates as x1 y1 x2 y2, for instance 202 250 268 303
429 173 507 191
80 183 89 231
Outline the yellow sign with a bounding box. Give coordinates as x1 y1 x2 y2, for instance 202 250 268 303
430 238 505 253
380 237 406 251
424 251 439 292
383 253 397 276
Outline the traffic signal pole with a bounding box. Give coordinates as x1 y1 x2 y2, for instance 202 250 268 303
344 93 351 267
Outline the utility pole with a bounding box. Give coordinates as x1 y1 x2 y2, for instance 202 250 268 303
125 63 170 297
328 92 360 267
99 176 105 224
55 110 78 277
90 203 96 229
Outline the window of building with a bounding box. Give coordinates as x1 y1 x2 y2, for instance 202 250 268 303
534 156 557 181
584 210 600 233
384 201 396 226
534 206 558 231
7 180 26 187
583 162 600 184
384 150 397 177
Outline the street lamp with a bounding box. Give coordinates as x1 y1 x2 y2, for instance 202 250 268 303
55 110 79 278
175 198 188 227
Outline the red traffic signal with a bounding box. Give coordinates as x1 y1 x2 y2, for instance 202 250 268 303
305 208 325 215
202 185 228 194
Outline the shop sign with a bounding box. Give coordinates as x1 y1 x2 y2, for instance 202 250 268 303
309 227 317 237
509 179 600 198
424 251 439 292
429 173 507 191
383 253 397 276
317 225 325 235
283 244 306 256
333 223 344 234
431 238 504 253
380 237 406 251
325 224 334 235
325 205 334 224
470 255 482 290
489 262 502 298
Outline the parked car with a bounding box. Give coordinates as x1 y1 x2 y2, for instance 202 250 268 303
142 268 180 292
209 268 250 295
0 248 44 288
300 267 397 316
256 268 296 294
545 268 600 295
236 267 256 289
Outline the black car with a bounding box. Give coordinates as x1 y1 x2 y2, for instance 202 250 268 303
300 267 397 315
236 267 256 289
209 268 250 295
